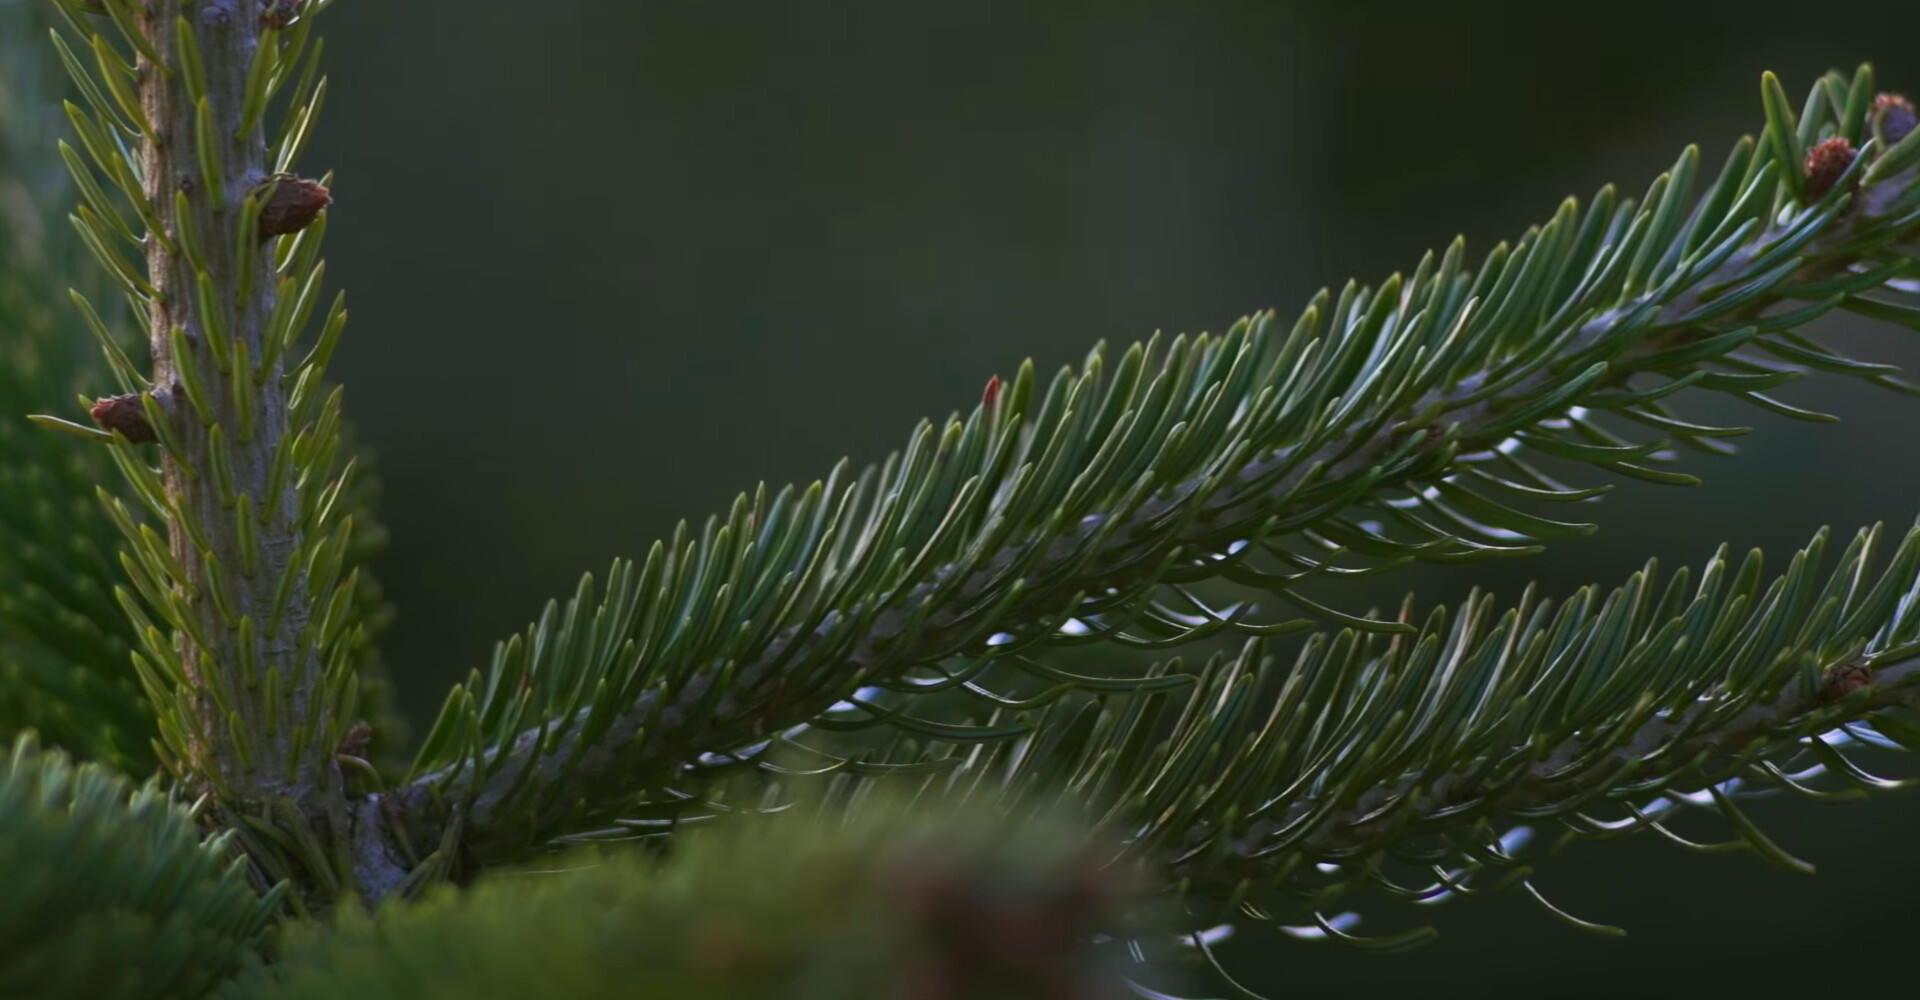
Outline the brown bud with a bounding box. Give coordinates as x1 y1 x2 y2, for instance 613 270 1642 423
1873 93 1917 148
1802 137 1857 204
335 721 373 758
1821 663 1872 701
88 394 155 443
982 374 1001 407
261 0 305 29
257 175 331 239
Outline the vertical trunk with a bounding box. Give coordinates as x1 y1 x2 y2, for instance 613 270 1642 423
122 0 395 904
142 0 323 813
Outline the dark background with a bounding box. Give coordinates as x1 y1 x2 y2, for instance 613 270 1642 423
292 0 1920 996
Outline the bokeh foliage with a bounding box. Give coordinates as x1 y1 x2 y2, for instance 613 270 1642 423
0 733 280 1000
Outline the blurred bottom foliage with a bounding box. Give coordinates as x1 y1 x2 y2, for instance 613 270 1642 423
0 734 280 1000
230 800 1160 1000
6 724 1179 1000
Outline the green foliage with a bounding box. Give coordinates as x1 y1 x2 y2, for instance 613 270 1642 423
42 0 372 790
0 0 401 781
231 803 1136 1000
0 0 154 772
405 63 1920 877
0 733 280 1000
7 1 1920 994
819 522 1920 950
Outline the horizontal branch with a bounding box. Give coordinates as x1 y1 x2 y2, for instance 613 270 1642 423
366 77 1920 890
1175 653 1920 896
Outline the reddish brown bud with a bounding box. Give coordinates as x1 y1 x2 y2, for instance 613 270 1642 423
1802 137 1857 204
1822 664 1872 701
261 0 305 29
1873 93 1917 148
257 175 331 239
982 374 1001 407
335 721 373 758
88 394 155 443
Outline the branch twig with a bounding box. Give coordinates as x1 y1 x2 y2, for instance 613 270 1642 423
377 143 1918 880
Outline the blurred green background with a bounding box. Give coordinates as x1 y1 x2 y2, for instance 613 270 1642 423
106 0 1920 994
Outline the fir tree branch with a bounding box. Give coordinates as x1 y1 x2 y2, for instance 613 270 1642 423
42 0 393 904
130 0 325 804
234 801 1131 1000
0 3 154 771
0 733 283 997
392 69 1920 874
1247 651 1920 871
1107 524 1920 937
780 523 1920 946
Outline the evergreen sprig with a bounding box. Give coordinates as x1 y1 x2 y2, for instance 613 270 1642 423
229 801 1136 1000
895 522 1920 954
391 64 1920 871
18 0 403 902
0 733 281 1000
45 0 364 803
530 521 1920 961
10 0 1920 989
0 0 154 772
4 0 397 785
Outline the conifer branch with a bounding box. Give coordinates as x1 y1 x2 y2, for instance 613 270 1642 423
393 68 1920 874
41 0 393 904
753 523 1920 947
0 3 155 771
0 733 283 996
1101 524 1920 939
129 0 325 804
1247 651 1920 871
14 0 1920 969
